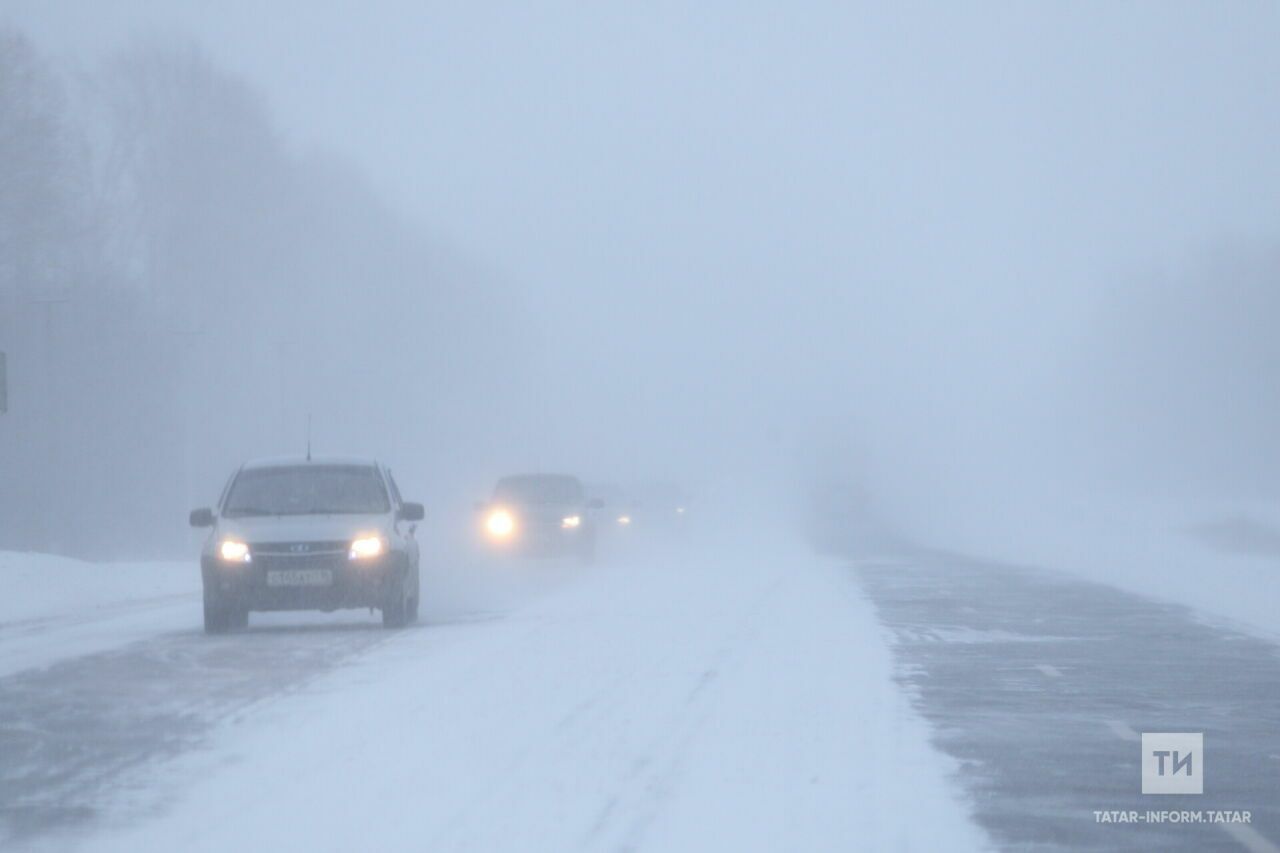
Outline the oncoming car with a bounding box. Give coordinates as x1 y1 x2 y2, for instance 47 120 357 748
587 483 637 530
629 482 691 530
189 457 423 633
478 473 600 560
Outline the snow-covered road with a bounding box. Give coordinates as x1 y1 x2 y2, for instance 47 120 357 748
0 537 986 852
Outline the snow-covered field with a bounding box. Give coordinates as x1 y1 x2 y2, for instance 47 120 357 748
2 537 989 852
924 497 1280 640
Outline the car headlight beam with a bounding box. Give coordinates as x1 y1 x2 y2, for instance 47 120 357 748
486 509 515 538
561 515 581 529
219 539 251 563
349 535 386 561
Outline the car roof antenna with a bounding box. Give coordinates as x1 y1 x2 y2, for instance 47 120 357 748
306 413 312 461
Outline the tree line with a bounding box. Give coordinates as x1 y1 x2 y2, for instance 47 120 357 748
0 31 521 558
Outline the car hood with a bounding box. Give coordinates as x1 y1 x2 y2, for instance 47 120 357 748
216 514 390 544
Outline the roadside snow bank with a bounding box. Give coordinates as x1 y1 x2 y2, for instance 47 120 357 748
0 551 197 625
0 552 200 677
920 497 1280 640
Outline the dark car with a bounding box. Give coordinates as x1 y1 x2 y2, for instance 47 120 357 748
628 482 691 530
586 483 638 533
591 482 690 533
478 473 600 560
189 457 424 633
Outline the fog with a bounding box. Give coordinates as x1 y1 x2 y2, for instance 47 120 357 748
3 2 1280 560
6 7 1280 850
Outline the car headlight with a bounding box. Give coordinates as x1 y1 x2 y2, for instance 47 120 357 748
349 535 386 561
561 515 581 529
486 509 515 538
616 515 632 526
219 539 251 563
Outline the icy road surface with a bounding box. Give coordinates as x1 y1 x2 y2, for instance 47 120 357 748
0 538 986 852
857 551 1280 853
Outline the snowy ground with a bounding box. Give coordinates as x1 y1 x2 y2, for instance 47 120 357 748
14 503 1276 853
0 536 988 852
0 553 198 678
0 552 197 626
918 497 1280 641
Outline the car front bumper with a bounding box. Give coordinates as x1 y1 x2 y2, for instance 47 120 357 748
487 526 592 557
201 553 405 612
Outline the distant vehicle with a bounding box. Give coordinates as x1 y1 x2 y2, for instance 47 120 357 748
587 483 638 530
478 473 601 560
626 482 692 532
189 457 424 633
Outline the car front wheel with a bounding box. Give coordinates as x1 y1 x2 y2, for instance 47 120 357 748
382 581 408 629
203 593 232 634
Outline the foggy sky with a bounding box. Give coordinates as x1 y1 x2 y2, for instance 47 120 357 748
6 2 1280 548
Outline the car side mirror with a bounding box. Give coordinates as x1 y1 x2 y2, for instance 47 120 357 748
399 502 425 522
587 498 604 510
189 508 215 528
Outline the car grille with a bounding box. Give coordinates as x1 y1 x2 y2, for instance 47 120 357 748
251 541 348 557
250 542 349 572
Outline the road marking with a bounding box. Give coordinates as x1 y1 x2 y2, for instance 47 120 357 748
1034 664 1062 678
1220 823 1280 853
1104 720 1141 742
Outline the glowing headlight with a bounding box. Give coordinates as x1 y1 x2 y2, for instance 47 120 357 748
617 515 632 526
349 535 386 560
561 515 581 529
486 509 515 538
219 540 251 563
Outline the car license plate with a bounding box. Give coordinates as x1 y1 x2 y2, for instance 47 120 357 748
266 569 333 587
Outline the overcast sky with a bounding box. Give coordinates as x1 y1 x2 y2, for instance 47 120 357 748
14 3 1279 296
8 1 1280 521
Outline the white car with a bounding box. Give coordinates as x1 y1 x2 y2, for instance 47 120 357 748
190 457 423 632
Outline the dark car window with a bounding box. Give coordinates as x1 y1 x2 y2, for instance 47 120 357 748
494 475 584 505
222 465 391 517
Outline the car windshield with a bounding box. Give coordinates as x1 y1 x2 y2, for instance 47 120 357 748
494 475 583 505
223 465 390 517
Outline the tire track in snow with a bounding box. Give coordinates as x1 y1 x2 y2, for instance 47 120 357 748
0 617 400 844
423 571 783 852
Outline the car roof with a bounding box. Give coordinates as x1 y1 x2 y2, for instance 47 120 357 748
241 455 381 471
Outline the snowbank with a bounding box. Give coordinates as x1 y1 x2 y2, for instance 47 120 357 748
0 551 198 626
0 551 201 677
918 497 1280 640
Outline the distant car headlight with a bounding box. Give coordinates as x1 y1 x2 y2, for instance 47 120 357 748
349 535 386 561
219 540 251 563
486 509 515 538
561 515 581 529
616 515 632 526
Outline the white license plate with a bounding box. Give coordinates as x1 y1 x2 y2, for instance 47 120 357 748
266 569 334 587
